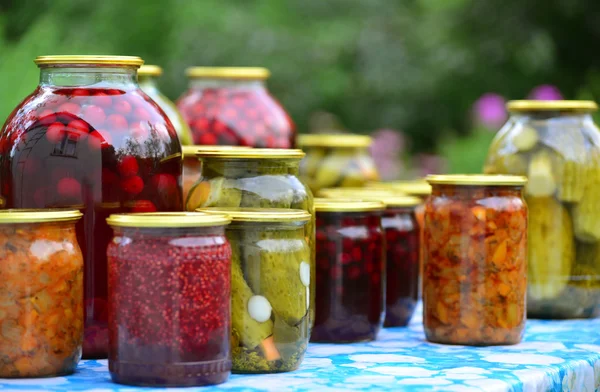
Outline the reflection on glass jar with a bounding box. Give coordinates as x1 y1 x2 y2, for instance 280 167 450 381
106 212 232 387
199 208 311 373
311 199 385 343
0 55 183 358
0 209 83 378
485 100 600 319
177 67 295 148
424 175 528 346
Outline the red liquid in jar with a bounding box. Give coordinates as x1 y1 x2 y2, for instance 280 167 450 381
0 87 183 358
311 212 385 342
177 86 295 148
107 228 231 386
382 207 420 327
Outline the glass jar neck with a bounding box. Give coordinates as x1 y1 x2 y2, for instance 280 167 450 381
39 66 138 89
203 158 300 177
189 78 265 90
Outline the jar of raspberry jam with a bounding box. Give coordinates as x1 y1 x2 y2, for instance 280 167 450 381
424 175 527 346
138 65 193 145
106 212 232 387
0 55 183 358
0 209 83 378
311 198 386 342
198 208 311 373
176 67 295 148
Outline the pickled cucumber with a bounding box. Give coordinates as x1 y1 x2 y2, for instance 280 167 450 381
573 150 600 242
526 150 556 197
313 150 352 190
185 177 242 210
484 152 528 176
527 197 574 300
273 313 308 361
238 176 294 208
512 126 539 152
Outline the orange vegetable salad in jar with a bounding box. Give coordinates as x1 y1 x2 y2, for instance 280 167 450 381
423 175 527 346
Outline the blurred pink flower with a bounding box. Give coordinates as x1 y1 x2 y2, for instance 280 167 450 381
528 85 563 101
370 129 406 180
414 153 447 177
473 93 507 128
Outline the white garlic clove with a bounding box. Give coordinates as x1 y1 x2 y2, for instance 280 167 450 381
299 261 310 287
247 295 272 322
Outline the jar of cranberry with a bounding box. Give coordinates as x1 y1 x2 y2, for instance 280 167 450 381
198 208 311 373
138 65 193 145
311 198 386 342
176 67 295 148
106 212 232 387
0 55 183 358
424 175 527 346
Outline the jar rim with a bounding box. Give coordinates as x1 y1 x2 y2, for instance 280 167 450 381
297 134 372 148
182 145 252 158
196 148 305 160
0 209 83 223
314 198 385 212
198 208 311 223
426 174 528 186
507 100 598 113
185 67 270 80
34 55 144 68
366 180 432 196
138 64 163 77
318 189 422 207
106 212 231 228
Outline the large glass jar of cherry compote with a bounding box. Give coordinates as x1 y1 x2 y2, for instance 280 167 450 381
106 212 232 387
176 67 295 148
0 55 183 359
138 65 193 145
311 198 386 343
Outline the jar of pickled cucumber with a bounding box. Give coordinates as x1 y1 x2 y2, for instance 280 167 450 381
485 100 600 319
0 209 83 378
297 134 380 194
424 175 528 345
311 198 386 342
198 208 311 373
138 65 193 145
176 67 295 148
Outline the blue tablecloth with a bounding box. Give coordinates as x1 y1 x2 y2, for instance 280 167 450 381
2 306 600 392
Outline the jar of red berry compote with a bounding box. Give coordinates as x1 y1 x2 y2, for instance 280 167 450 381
176 67 295 148
311 198 386 342
0 55 183 358
106 212 232 387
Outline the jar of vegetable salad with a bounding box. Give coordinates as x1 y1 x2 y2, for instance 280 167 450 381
423 175 527 346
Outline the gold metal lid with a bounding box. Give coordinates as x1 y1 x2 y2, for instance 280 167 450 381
366 180 432 196
182 145 252 157
297 134 372 148
426 174 528 186
0 209 83 223
196 148 305 160
318 189 420 208
138 64 163 77
185 67 270 80
314 198 385 212
35 55 144 68
106 212 231 228
198 208 310 223
507 100 598 113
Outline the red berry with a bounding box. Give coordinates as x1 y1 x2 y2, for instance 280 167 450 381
57 178 82 198
106 114 128 130
130 200 157 212
38 109 57 125
151 173 177 192
120 176 144 195
82 105 106 125
133 107 151 122
246 109 259 120
72 89 90 96
199 133 217 145
213 120 229 134
192 103 205 116
117 155 139 177
88 130 112 150
46 122 65 143
130 121 150 140
68 119 90 134
58 102 80 114
223 108 237 119
113 100 132 115
94 92 113 108
192 118 210 132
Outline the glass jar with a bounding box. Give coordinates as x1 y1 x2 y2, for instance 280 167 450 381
298 134 380 194
0 209 83 378
198 208 311 373
484 100 600 319
0 55 183 358
106 212 232 387
423 175 528 345
138 65 193 145
311 199 386 342
176 67 295 148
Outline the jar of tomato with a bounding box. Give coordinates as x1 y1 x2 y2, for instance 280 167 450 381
0 55 183 358
311 198 386 342
198 208 311 373
106 212 232 387
485 100 600 319
298 134 380 193
423 175 528 345
176 67 295 148
0 209 83 378
138 65 193 145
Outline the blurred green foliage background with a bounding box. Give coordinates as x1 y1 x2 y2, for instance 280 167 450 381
1 0 600 175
